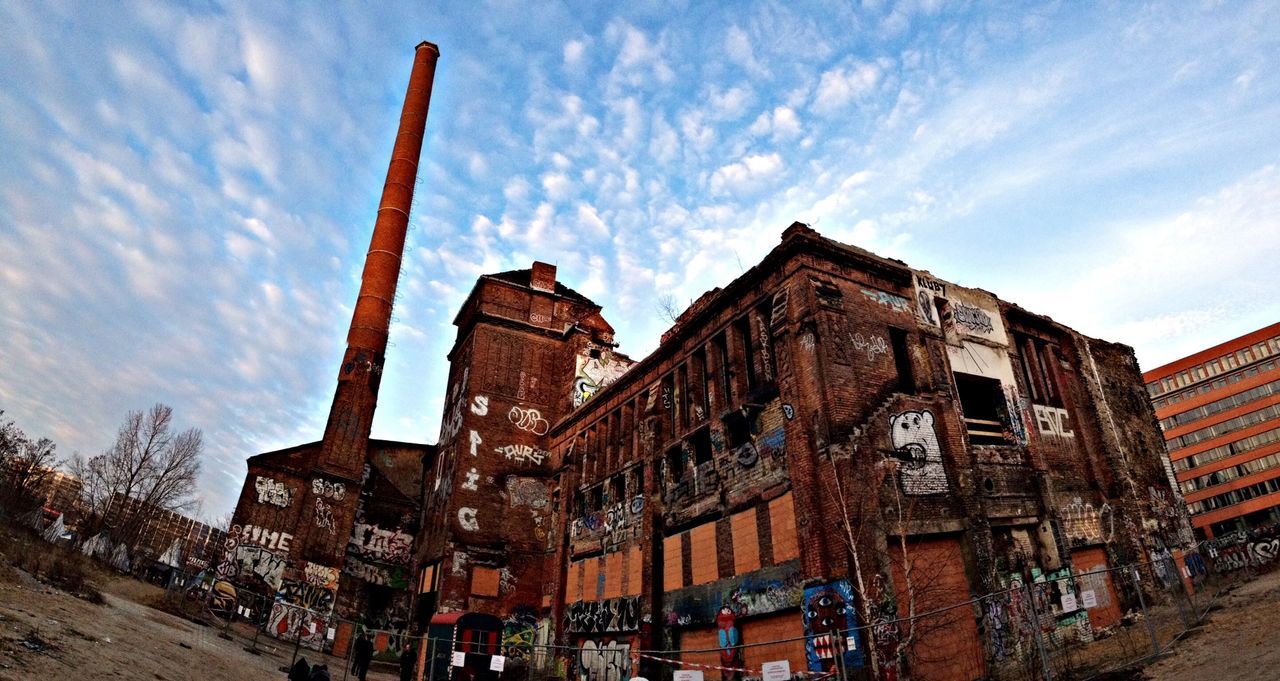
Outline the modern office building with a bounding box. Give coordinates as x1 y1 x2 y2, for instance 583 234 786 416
1144 322 1280 539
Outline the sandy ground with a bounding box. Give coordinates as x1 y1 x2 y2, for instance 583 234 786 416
1141 568 1280 681
0 569 401 681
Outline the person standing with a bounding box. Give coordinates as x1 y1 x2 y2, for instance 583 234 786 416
399 642 416 681
352 631 374 681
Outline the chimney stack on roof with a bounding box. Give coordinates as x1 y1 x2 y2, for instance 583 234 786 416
530 261 557 292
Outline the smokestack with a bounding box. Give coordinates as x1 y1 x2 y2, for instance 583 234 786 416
319 41 440 476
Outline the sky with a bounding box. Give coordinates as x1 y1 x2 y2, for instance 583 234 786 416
1 1 1278 519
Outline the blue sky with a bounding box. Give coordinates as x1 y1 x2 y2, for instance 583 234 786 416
1 1 1278 519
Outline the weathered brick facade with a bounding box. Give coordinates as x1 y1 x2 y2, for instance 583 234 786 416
410 223 1189 681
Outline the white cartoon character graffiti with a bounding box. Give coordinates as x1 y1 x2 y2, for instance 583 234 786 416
889 409 948 494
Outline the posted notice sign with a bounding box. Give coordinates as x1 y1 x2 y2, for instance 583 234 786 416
490 655 507 672
1061 593 1078 613
452 652 467 667
1081 590 1098 609
674 671 705 681
762 660 791 681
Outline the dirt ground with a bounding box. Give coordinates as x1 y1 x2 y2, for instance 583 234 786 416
1140 567 1280 681
0 567 400 681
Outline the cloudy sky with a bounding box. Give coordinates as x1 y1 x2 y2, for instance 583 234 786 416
1 1 1278 518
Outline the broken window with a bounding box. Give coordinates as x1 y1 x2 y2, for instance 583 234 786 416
735 316 758 393
889 327 915 394
953 372 1013 446
689 428 713 466
723 407 757 449
1015 332 1064 407
664 444 689 484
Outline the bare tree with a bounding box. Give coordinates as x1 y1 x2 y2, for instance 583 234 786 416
71 403 202 550
0 411 61 511
656 293 682 324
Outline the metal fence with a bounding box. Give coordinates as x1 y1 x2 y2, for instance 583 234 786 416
145 543 1273 681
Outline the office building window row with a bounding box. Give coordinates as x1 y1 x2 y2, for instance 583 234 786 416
1167 403 1280 451
1153 359 1278 410
1146 336 1280 398
1173 425 1280 472
1180 451 1280 495
1185 475 1280 515
1159 377 1280 431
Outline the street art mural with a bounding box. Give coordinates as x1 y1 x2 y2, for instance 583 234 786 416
716 606 743 680
302 561 339 589
1206 526 1280 571
802 580 864 672
574 354 632 408
255 476 292 507
227 544 287 590
889 409 948 494
664 562 804 628
495 443 549 466
566 596 642 634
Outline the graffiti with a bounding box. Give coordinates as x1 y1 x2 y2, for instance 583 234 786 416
803 581 864 672
860 288 912 314
231 524 293 553
914 274 946 325
783 404 795 420
458 507 480 532
850 332 889 362
1207 530 1280 572
567 596 642 634
800 333 815 352
572 496 644 553
575 355 631 407
496 443 548 465
507 477 550 509
463 467 480 491
1003 387 1028 444
301 562 339 589
509 406 551 435
917 290 936 324
1147 486 1180 519
311 478 346 501
889 409 948 494
349 523 413 565
530 312 551 324
227 544 287 590
267 602 328 650
278 578 336 613
951 301 994 334
758 324 774 382
314 499 336 535
470 430 482 456
255 476 292 507
1060 498 1114 545
503 611 539 662
661 385 673 411
343 554 408 588
471 394 489 416
717 605 743 676
579 639 631 681
439 367 470 442
1032 405 1074 438
733 442 759 468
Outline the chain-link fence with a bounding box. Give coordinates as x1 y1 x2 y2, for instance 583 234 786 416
147 544 1273 681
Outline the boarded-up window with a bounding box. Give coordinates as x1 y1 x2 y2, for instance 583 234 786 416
889 536 986 681
663 534 684 591
690 522 719 585
471 567 500 598
583 557 600 602
731 509 761 574
627 546 643 596
604 551 623 599
564 560 581 604
741 611 807 673
769 493 799 562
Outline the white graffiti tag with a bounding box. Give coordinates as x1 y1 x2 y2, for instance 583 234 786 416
255 476 292 507
508 406 550 435
314 499 336 535
495 443 548 465
311 479 346 500
458 507 480 532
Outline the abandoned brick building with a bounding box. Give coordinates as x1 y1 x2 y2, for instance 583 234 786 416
410 223 1191 681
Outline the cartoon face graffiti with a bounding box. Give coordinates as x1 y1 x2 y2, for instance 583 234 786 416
889 409 948 494
802 581 864 672
716 605 742 673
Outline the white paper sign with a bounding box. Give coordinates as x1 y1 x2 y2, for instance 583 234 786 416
674 671 705 681
452 652 467 667
1061 593 1078 612
846 635 858 651
326 627 336 641
761 661 791 681
1080 590 1098 609
490 655 506 672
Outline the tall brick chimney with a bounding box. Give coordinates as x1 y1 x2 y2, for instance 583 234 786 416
318 41 441 477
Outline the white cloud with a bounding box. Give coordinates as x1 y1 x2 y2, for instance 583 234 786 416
812 61 881 114
709 153 783 194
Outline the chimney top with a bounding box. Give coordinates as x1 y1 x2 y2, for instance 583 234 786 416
530 261 557 292
416 41 440 55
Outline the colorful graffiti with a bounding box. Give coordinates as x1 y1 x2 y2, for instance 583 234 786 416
267 602 328 650
802 580 864 672
349 522 413 565
574 354 631 408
